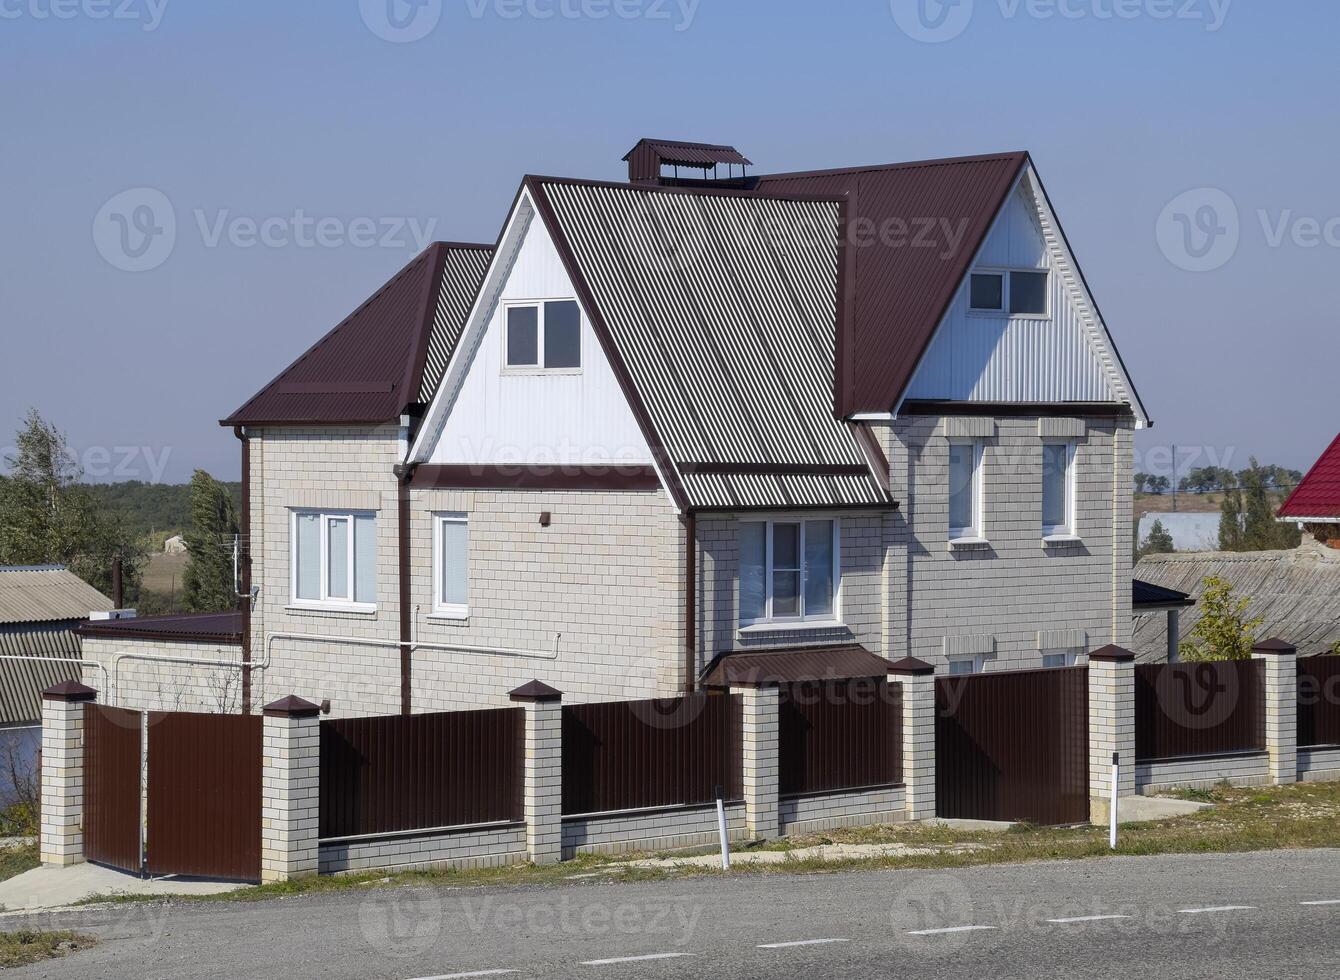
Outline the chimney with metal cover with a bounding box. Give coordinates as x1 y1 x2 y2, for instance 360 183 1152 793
622 138 753 187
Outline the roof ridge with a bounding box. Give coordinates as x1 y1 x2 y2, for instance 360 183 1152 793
755 150 1030 183
529 173 846 205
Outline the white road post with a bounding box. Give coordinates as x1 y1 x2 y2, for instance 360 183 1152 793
1109 752 1120 849
716 784 731 871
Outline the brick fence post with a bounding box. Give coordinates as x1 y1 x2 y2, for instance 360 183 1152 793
889 659 936 821
1253 638 1298 786
510 681 563 865
261 696 322 883
733 685 780 839
1088 645 1136 823
40 681 98 867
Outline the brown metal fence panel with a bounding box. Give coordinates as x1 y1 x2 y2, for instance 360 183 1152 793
1297 657 1340 748
83 705 142 874
320 707 523 839
1135 661 1264 761
146 712 262 882
935 667 1090 826
778 680 902 797
562 693 741 816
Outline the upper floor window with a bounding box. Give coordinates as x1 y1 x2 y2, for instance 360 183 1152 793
504 300 581 371
292 510 377 610
948 441 984 543
739 519 839 627
969 269 1049 316
1042 442 1077 539
433 513 469 618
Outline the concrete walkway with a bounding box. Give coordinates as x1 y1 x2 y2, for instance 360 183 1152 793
0 863 248 912
625 840 984 869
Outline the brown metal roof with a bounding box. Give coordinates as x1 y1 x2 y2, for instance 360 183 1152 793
700 644 893 688
623 138 752 168
77 612 243 645
755 152 1029 415
222 242 492 427
0 566 113 625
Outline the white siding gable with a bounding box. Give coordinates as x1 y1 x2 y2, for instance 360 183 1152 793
903 170 1134 409
420 195 654 468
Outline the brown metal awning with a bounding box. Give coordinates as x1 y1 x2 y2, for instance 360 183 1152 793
700 644 893 688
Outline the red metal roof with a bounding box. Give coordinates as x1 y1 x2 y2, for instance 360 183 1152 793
222 242 492 427
700 644 893 688
77 612 243 645
622 138 752 168
755 152 1029 415
1279 434 1340 520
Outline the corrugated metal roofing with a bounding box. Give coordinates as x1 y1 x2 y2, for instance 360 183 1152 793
0 566 112 625
1279 433 1340 520
623 139 752 167
224 242 492 426
0 624 83 726
700 643 892 687
77 611 243 644
755 152 1029 414
1132 578 1194 609
533 178 888 511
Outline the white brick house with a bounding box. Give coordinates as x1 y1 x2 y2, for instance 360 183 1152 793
93 140 1151 716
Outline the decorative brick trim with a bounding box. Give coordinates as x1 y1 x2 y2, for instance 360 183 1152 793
944 418 997 440
944 634 995 658
1038 629 1088 651
1039 417 1086 439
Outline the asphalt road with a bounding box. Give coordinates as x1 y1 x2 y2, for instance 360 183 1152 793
7 849 1340 979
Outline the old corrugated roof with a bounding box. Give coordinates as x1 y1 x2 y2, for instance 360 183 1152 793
1132 543 1340 661
700 644 893 687
77 611 242 645
754 152 1031 415
1279 433 1340 520
0 624 84 726
531 177 890 511
0 566 112 625
223 242 492 427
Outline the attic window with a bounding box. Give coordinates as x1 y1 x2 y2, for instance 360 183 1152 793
505 301 581 372
969 270 1049 316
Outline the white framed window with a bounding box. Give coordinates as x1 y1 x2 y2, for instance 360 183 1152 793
432 512 469 618
739 518 840 627
947 656 983 675
291 510 377 611
503 299 581 372
969 269 1049 316
1042 442 1077 540
948 440 985 543
1042 648 1080 669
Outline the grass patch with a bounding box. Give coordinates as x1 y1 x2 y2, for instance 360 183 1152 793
0 844 38 884
0 930 95 969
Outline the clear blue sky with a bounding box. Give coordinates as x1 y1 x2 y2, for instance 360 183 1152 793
2 0 1335 484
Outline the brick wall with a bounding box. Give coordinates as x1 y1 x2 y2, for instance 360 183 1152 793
82 635 246 713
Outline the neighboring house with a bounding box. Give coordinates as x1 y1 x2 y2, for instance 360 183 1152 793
0 566 113 804
1137 511 1221 552
1278 433 1340 546
1133 541 1340 661
115 140 1151 716
164 535 188 555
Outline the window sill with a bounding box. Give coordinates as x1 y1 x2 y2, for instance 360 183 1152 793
948 537 990 550
427 609 470 623
738 620 847 636
1042 534 1083 546
500 367 583 377
286 602 378 617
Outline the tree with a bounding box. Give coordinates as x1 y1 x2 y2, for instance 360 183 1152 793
0 409 143 599
1240 458 1300 550
1134 472 1151 494
1140 519 1175 557
180 470 241 613
1218 475 1246 551
1179 576 1263 662
1148 475 1171 495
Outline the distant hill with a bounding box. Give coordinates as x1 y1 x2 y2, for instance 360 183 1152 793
85 480 242 541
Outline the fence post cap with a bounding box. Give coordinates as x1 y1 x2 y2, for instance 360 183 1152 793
509 680 562 704
42 680 97 703
887 657 936 676
1252 638 1297 655
1088 645 1136 662
262 695 322 718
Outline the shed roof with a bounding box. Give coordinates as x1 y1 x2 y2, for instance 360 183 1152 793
622 139 752 168
77 611 243 645
1279 433 1340 520
1132 578 1195 610
0 566 112 626
700 644 893 687
223 243 492 427
0 624 83 726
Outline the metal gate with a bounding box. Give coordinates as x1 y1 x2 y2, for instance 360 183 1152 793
147 712 262 882
84 705 143 873
935 667 1089 826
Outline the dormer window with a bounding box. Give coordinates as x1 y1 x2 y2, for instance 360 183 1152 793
969 269 1049 316
504 300 581 372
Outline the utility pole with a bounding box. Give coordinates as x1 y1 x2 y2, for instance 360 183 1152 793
1172 444 1179 513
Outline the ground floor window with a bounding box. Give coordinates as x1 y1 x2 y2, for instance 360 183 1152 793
739 518 840 626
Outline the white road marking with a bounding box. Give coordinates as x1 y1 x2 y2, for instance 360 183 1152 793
906 925 997 936
1177 906 1255 914
1046 914 1133 924
409 972 518 980
757 938 850 949
1301 900 1340 906
580 953 694 966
